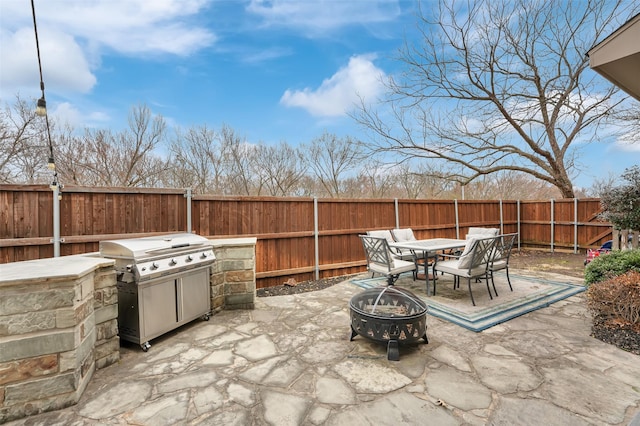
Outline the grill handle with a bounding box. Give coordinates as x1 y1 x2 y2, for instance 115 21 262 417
145 242 205 254
171 243 190 248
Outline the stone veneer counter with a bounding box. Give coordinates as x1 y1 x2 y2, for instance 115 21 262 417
209 237 257 311
0 255 120 422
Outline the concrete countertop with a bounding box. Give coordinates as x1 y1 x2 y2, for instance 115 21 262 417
0 254 115 287
209 237 257 247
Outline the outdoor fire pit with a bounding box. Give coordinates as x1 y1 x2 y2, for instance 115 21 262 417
349 286 428 361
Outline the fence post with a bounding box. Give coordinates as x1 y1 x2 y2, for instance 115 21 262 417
517 200 521 251
499 199 504 234
394 198 399 229
52 185 61 257
550 199 555 253
184 188 192 233
314 197 319 281
454 199 460 239
573 199 578 254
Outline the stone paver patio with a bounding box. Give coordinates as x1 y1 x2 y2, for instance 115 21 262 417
6 271 640 425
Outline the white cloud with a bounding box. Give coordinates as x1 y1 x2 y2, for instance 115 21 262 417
11 0 216 55
51 102 110 129
241 47 293 64
280 54 386 117
246 0 401 34
0 0 215 97
0 27 96 96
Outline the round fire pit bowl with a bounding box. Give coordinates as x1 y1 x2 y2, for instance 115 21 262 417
349 286 428 361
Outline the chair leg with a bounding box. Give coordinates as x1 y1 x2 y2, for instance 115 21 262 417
506 267 513 291
467 278 476 306
490 272 498 297
430 266 437 296
485 274 494 300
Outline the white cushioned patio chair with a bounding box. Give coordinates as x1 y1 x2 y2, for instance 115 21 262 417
359 235 417 286
489 233 518 293
433 236 497 306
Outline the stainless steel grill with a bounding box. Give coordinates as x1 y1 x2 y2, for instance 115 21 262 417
100 233 215 351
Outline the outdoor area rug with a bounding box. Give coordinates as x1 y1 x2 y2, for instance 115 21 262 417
350 272 585 332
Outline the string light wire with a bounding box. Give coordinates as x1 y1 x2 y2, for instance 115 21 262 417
30 0 59 187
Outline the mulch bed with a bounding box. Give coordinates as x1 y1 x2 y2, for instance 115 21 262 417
591 316 640 356
256 276 349 297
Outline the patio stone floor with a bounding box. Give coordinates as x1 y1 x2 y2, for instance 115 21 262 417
7 270 640 425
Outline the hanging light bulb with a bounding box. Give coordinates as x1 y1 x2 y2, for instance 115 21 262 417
36 97 47 117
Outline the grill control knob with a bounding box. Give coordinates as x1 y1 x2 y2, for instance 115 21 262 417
186 255 193 262
169 258 177 266
151 262 159 270
201 252 209 259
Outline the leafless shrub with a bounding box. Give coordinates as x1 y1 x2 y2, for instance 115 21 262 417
587 270 640 329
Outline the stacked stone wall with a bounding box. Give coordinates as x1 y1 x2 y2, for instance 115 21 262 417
0 257 119 422
211 238 256 311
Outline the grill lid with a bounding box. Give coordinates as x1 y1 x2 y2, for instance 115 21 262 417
99 233 215 281
99 233 212 260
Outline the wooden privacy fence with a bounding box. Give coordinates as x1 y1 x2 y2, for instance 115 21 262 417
1 185 612 288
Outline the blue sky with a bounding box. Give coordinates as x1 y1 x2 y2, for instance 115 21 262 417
0 0 638 191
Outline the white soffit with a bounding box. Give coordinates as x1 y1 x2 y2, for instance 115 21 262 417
588 13 640 101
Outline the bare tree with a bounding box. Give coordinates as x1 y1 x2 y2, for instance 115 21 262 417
393 162 455 199
221 125 260 195
0 95 49 183
53 124 94 185
302 132 362 197
77 105 168 187
616 105 640 150
355 0 637 198
459 171 560 200
355 160 396 198
253 141 308 197
168 125 226 194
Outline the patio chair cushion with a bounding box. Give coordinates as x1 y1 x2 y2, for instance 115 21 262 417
391 228 416 242
367 230 395 245
466 227 499 239
436 259 487 278
491 259 507 271
369 257 416 276
457 237 479 269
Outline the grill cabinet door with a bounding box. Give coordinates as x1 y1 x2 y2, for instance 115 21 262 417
140 278 178 340
177 268 210 323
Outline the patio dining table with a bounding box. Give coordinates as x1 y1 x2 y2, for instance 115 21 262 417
389 238 467 296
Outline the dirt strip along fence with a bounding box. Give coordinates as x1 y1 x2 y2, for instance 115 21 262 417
1 185 612 289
